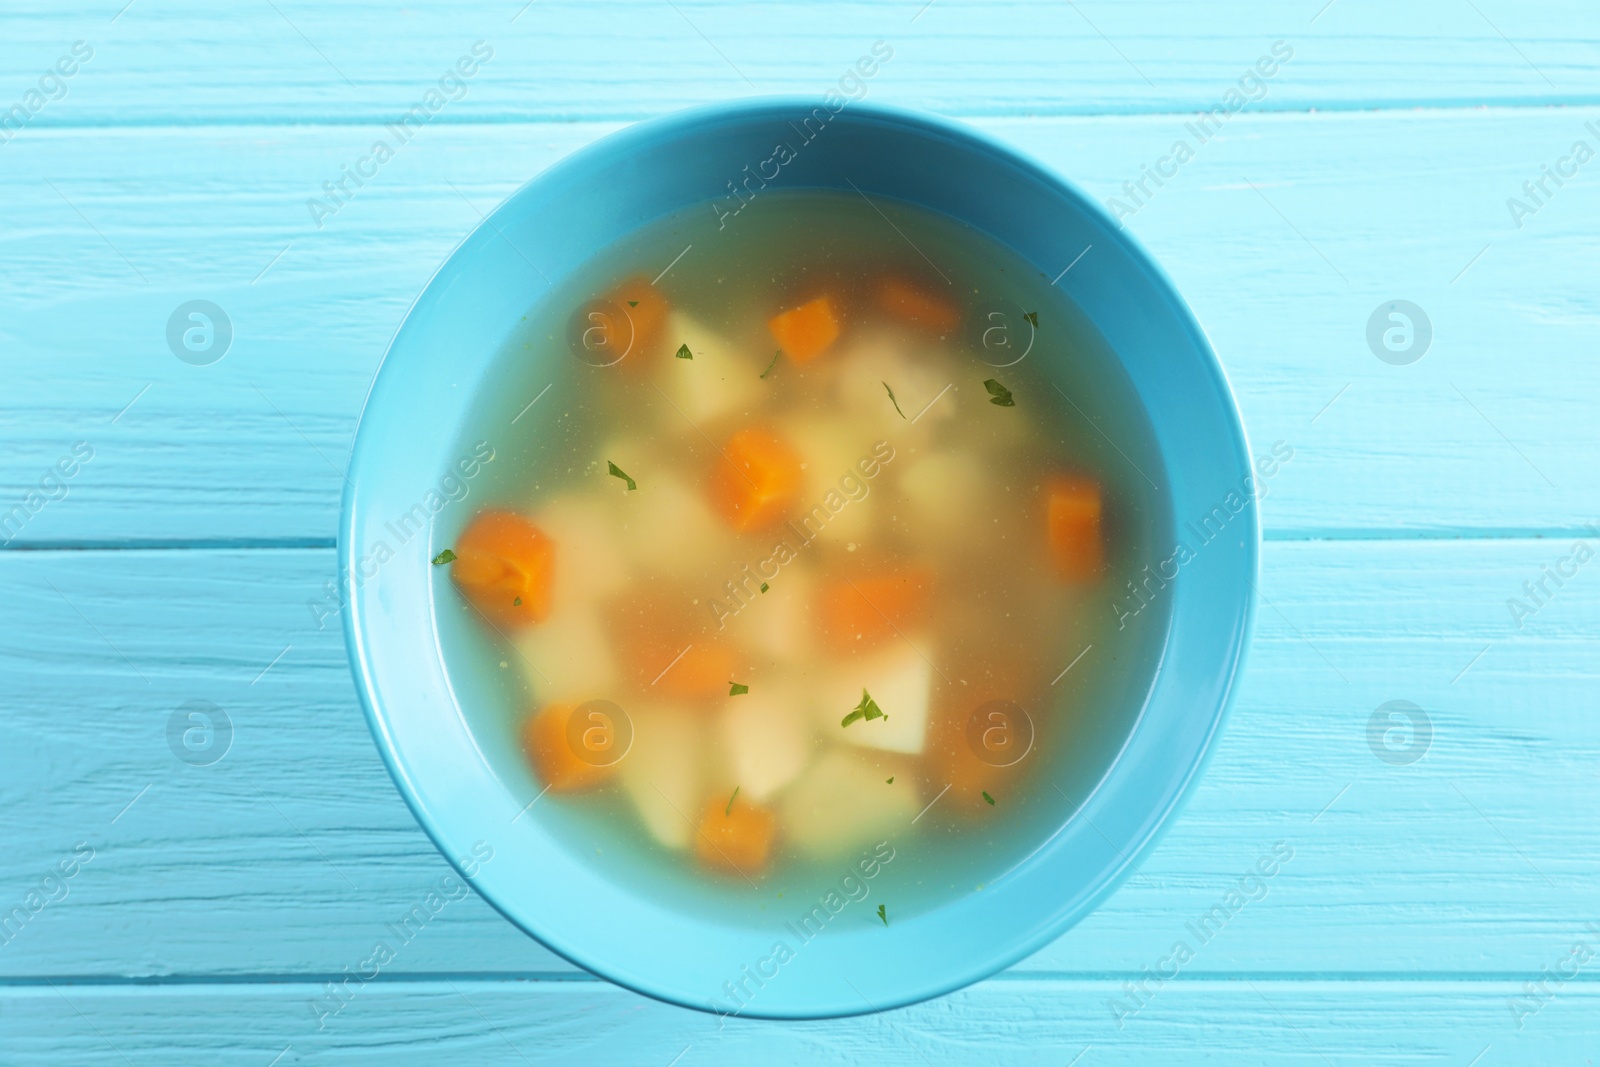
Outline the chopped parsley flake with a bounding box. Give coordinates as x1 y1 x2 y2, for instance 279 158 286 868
759 582 770 593
982 791 996 806
725 786 741 816
983 378 1015 407
431 549 457 565
760 350 781 378
877 903 888 926
627 300 639 307
607 461 637 491
840 689 885 728
1022 310 1039 329
514 597 522 606
729 681 749 696
883 381 906 418
886 776 894 784
675 343 693 360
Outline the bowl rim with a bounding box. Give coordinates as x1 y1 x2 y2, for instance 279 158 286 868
341 95 1259 1019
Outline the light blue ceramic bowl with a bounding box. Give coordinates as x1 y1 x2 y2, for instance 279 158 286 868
342 99 1256 1019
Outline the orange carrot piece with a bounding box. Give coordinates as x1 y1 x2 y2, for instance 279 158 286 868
924 658 1035 812
607 274 670 368
656 644 739 700
711 428 802 531
768 295 840 364
695 794 777 874
816 569 934 653
1044 476 1104 581
876 277 960 335
521 702 617 793
607 591 740 702
450 510 556 628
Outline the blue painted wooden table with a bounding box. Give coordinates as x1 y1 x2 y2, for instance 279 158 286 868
3 2 1597 1062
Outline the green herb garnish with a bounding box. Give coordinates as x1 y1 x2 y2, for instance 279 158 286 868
514 597 522 606
983 378 1015 407
840 688 885 728
431 549 457 565
883 381 906 419
729 681 749 696
982 791 996 806
759 582 769 593
607 461 637 491
760 350 781 378
725 786 740 815
877 904 887 926
675 343 693 360
886 776 894 784
627 300 639 307
1022 310 1039 329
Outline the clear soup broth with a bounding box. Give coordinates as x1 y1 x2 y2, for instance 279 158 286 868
436 189 1171 923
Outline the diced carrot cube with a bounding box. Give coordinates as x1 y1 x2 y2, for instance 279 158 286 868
711 428 802 531
816 569 934 653
450 510 556 628
768 296 840 364
607 591 741 702
695 794 777 874
607 274 670 368
876 277 960 335
1045 476 1104 581
522 702 618 793
924 662 1033 813
657 644 739 700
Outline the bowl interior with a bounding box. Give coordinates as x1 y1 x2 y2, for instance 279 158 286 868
342 100 1256 1018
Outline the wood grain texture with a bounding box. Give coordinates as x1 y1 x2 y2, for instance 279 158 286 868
1 109 1597 545
2 0 1597 124
2 541 1595 979
5 979 1595 1065
3 1 1598 1058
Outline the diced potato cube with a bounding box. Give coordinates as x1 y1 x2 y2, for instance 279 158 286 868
819 641 933 755
726 563 815 664
719 684 813 801
659 311 763 425
617 705 705 850
614 471 731 581
780 749 919 861
512 607 618 705
782 417 880 545
833 328 955 436
898 450 990 552
532 494 630 615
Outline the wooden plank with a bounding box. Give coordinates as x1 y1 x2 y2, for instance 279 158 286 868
1 108 1597 544
1 539 1595 979
4 0 1597 126
4 978 1594 1065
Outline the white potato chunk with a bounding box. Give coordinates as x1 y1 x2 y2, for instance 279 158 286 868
533 494 630 615
833 327 956 437
898 450 992 552
657 311 763 425
819 641 933 755
617 704 705 851
781 417 883 546
512 607 618 705
780 748 920 861
719 684 812 802
725 562 815 664
613 470 731 581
